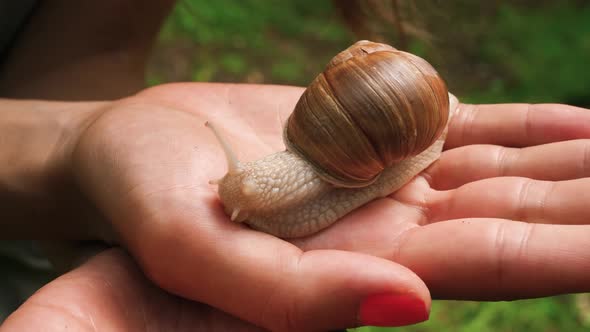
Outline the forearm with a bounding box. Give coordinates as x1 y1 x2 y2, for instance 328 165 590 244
0 99 106 238
0 0 176 237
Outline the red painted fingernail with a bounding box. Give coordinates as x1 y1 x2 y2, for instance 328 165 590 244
359 293 429 327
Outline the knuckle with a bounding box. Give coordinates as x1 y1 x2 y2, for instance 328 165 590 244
260 255 306 332
582 141 590 175
495 146 517 176
493 221 509 290
493 221 535 298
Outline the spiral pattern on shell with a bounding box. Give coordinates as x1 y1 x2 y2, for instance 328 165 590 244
284 40 450 187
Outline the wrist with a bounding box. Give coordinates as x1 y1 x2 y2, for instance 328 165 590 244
0 99 111 238
0 99 101 193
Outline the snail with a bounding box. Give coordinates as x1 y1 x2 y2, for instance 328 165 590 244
207 40 458 238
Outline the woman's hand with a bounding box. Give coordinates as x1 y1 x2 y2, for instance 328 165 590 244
67 83 432 331
9 83 587 331
297 101 590 300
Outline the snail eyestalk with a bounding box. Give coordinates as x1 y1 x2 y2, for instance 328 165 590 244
230 207 241 221
205 121 240 176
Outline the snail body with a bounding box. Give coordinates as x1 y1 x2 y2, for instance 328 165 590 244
208 40 457 238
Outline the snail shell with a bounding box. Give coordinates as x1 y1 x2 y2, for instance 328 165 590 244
208 40 454 238
284 40 449 187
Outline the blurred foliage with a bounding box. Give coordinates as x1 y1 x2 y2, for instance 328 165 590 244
148 0 352 86
148 0 590 107
147 1 590 331
354 296 590 332
476 4 590 104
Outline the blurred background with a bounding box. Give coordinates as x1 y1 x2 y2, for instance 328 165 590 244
147 1 590 331
149 0 590 107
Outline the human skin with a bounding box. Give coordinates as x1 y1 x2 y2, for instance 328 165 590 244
1 1 590 331
2 83 590 332
75 84 590 302
1 248 265 332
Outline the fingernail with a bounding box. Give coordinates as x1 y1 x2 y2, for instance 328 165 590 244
359 293 429 327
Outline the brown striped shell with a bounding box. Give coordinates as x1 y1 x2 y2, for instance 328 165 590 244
283 40 449 188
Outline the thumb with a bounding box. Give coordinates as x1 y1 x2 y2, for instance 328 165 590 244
133 225 431 332
263 249 432 331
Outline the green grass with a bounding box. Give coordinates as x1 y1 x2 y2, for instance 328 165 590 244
473 4 590 105
353 297 589 332
148 0 353 85
150 0 590 107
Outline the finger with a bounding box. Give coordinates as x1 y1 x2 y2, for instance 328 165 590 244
294 201 590 300
427 177 590 225
122 193 432 331
1 248 264 332
393 219 590 300
426 139 590 190
446 103 590 149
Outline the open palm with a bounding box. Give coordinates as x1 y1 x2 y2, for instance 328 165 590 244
66 83 589 331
